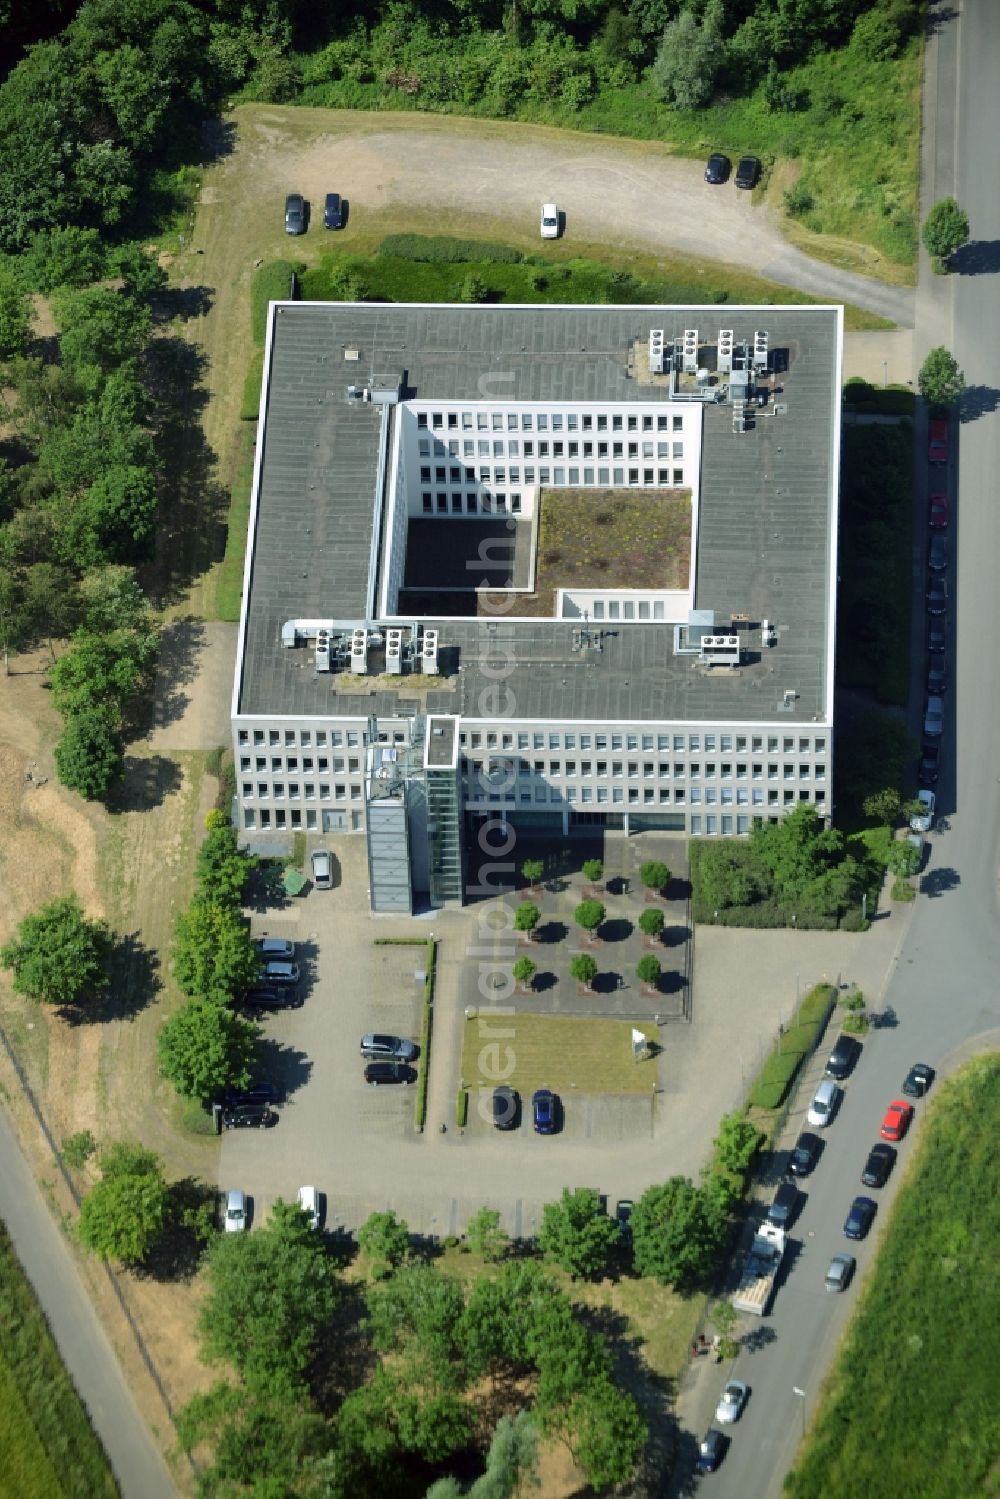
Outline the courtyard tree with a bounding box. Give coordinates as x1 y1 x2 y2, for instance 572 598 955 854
514 901 540 939
863 787 902 825
636 954 661 989
638 906 664 941
581 858 604 886
922 197 970 269
521 858 544 890
631 1176 725 1289
639 860 670 895
1 895 111 1009
171 897 260 1006
570 953 598 991
712 1112 765 1178
157 1000 259 1101
538 1187 619 1280
77 1143 171 1266
918 346 966 408
512 955 537 991
358 1210 412 1278
465 1206 510 1263
574 899 605 940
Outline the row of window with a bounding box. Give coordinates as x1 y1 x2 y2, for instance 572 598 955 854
416 410 685 434
421 492 522 515
462 730 828 753
241 806 800 837
240 756 361 774
469 786 824 808
243 783 363 802
237 727 409 749
477 760 826 781
418 465 684 490
418 440 685 464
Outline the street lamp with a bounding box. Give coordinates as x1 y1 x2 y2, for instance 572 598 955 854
792 1386 806 1440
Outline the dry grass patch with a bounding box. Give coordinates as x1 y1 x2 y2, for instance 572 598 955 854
461 1012 658 1094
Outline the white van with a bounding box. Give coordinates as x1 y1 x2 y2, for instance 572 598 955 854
807 1078 839 1128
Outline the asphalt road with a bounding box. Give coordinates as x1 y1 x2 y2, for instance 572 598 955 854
0 1109 176 1499
694 1 1000 1493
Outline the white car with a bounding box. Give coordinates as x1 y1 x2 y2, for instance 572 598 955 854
715 1379 749 1424
310 847 334 889
807 1078 839 1128
910 789 935 833
540 203 560 239
224 1189 247 1233
297 1185 320 1230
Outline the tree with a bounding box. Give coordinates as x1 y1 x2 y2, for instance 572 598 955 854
84 464 158 561
49 625 157 721
465 1206 510 1263
53 707 124 799
636 954 661 988
886 839 921 879
638 906 664 940
77 1142 171 1265
852 0 916 61
631 1176 725 1288
709 1298 741 1360
513 900 540 937
551 1376 646 1489
195 822 255 906
581 858 603 884
157 1000 258 1101
463 1412 540 1499
919 346 966 407
521 858 544 888
197 1210 337 1390
24 225 106 293
512 955 537 990
365 1262 467 1393
712 1112 764 1176
573 899 605 938
358 1209 411 1276
639 859 670 894
51 285 151 375
750 804 844 904
0 263 31 360
171 897 260 1006
650 0 723 109
1 894 111 1007
922 197 970 266
569 953 598 989
538 1187 619 1280
863 787 902 825
696 842 768 911
178 1382 331 1499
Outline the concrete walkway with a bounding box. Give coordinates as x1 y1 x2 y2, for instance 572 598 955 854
0 1108 176 1499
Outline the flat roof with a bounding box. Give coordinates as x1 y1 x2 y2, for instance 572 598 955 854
236 303 841 727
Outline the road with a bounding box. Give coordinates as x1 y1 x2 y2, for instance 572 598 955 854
692 1 1000 1493
0 1109 176 1499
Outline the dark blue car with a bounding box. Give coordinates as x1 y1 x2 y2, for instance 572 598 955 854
844 1195 877 1240
532 1088 558 1134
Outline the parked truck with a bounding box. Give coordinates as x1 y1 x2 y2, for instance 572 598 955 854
732 1222 786 1316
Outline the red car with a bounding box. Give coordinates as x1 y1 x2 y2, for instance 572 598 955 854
928 419 949 464
880 1099 914 1141
928 492 949 529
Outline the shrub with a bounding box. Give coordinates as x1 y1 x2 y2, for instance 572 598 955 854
62 1129 97 1169
456 1088 468 1128
842 1012 870 1034
784 181 815 217
891 877 916 902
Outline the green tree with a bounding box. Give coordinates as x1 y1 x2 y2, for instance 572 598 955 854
886 839 921 879
197 1210 337 1390
514 900 540 936
24 226 106 293
50 625 157 721
51 285 151 375
358 1209 411 1276
365 1262 467 1390
573 899 605 937
852 0 916 60
512 955 537 989
465 1206 510 1263
178 1381 331 1498
636 954 661 987
54 707 124 799
569 952 598 989
919 346 966 407
547 1375 646 1489
637 906 664 939
581 858 603 884
109 242 169 299
650 0 723 109
171 898 259 1006
77 1142 171 1266
922 197 970 266
538 1187 619 1280
863 786 902 824
750 804 844 904
639 859 670 893
195 822 255 906
521 858 544 887
709 1298 742 1359
1 894 111 1007
339 1365 471 1467
696 842 768 910
0 263 31 360
83 464 158 561
157 1000 258 1100
631 1176 724 1288
712 1112 764 1175
62 1128 98 1169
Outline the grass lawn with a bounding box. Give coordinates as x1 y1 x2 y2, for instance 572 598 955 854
0 1226 119 1499
461 1013 659 1095
786 1054 1000 1499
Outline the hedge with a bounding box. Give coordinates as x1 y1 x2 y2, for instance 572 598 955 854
377 234 523 264
250 259 302 346
748 983 836 1110
456 1087 468 1129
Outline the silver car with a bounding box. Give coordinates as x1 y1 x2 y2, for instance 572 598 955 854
360 1033 418 1062
807 1078 839 1128
715 1380 749 1424
254 936 295 960
224 1189 247 1233
825 1253 856 1291
311 848 334 889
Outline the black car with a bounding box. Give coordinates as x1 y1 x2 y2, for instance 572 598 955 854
492 1084 519 1130
918 742 940 787
241 987 299 1011
825 1034 862 1080
926 657 948 695
224 1080 281 1107
844 1195 877 1240
704 152 730 184
766 1180 800 1228
788 1130 822 1176
734 154 760 190
902 1062 935 1098
364 1062 416 1086
696 1429 728 1473
861 1142 896 1187
284 193 305 235
323 191 344 229
221 1104 276 1129
927 616 947 654
926 575 948 615
928 532 948 572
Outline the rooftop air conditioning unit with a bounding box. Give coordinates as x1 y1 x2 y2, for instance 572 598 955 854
753 330 769 373
386 629 403 674
649 328 665 375
717 329 734 375
682 329 699 374
422 629 440 675
315 629 331 673
350 629 368 674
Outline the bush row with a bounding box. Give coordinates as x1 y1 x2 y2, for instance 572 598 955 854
748 983 837 1110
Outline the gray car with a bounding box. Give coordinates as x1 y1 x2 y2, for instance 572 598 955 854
224 1189 247 1233
825 1253 856 1291
360 1033 418 1061
311 848 334 888
715 1379 749 1424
